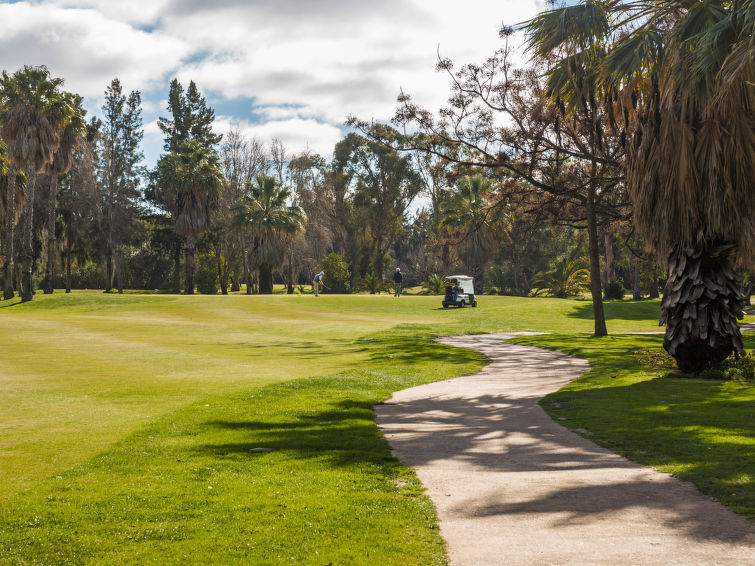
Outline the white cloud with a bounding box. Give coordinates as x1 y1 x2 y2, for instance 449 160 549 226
0 2 190 98
0 0 548 160
214 116 343 158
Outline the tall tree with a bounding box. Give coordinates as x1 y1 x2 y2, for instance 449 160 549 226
232 175 305 294
0 65 67 301
156 140 223 294
527 0 755 371
99 79 144 294
155 79 222 293
44 92 86 294
440 174 509 291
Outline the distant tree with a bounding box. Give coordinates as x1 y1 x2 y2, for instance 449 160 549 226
233 175 305 294
319 252 350 293
440 174 509 292
156 140 223 294
154 79 222 294
0 65 67 301
99 78 144 294
526 0 755 370
43 92 86 294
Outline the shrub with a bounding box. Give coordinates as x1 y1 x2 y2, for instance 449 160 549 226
421 274 448 295
604 281 625 300
697 368 726 380
195 253 218 295
319 253 350 293
720 352 755 380
724 368 745 381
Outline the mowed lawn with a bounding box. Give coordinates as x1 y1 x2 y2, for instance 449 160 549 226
0 291 663 497
2 291 751 564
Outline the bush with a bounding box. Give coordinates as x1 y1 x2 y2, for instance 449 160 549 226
604 281 625 300
319 253 351 293
724 368 745 381
720 351 755 380
697 368 726 380
195 253 218 295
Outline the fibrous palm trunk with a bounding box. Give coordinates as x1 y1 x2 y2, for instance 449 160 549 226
661 242 744 373
20 172 37 302
3 166 17 300
44 174 57 294
184 234 195 295
259 263 273 294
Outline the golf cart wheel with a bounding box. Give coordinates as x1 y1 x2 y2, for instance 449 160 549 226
472 300 477 307
459 300 465 307
443 303 449 308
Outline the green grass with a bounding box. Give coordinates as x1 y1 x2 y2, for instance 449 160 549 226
0 291 751 563
511 333 755 519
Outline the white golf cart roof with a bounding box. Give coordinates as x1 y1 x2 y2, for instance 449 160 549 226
447 275 475 294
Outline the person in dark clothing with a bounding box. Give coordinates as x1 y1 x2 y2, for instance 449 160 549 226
392 268 403 297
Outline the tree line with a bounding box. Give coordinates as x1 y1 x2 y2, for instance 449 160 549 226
0 0 752 373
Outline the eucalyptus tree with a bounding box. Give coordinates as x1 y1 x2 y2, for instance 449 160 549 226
156 139 223 294
232 175 305 294
99 79 144 293
43 92 86 294
351 41 628 336
440 174 510 292
0 65 67 301
527 0 755 371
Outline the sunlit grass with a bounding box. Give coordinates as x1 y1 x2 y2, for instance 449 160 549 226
512 333 755 519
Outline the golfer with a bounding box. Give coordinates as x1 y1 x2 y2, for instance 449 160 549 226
392 267 403 297
313 271 324 296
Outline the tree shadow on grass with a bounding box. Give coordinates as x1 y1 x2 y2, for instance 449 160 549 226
567 299 661 322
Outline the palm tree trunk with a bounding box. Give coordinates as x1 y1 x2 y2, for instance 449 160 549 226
586 185 607 336
259 264 273 294
3 166 17 300
287 240 294 294
184 234 195 295
20 172 37 302
44 174 57 294
173 241 181 294
105 251 113 292
604 229 615 284
241 234 251 295
661 242 745 372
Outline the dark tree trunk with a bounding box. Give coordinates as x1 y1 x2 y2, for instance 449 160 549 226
259 264 273 294
173 241 181 294
649 273 660 299
661 242 745 373
230 275 240 293
184 234 195 295
3 166 17 300
20 172 37 302
65 251 72 293
586 185 607 336
217 249 228 295
287 243 294 294
44 174 57 294
240 234 251 295
114 247 123 294
105 251 113 292
633 261 642 301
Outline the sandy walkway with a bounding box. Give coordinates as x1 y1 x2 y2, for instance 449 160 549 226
376 333 754 565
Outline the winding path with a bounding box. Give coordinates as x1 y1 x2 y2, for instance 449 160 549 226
376 333 754 565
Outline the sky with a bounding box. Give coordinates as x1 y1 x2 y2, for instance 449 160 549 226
0 0 550 167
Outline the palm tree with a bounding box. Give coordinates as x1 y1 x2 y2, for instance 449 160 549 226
440 174 509 293
532 257 590 298
44 93 86 294
421 273 449 295
156 140 223 294
355 272 390 294
0 65 66 301
527 1 755 371
232 175 305 294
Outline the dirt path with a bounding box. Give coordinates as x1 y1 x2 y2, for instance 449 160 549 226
376 333 754 565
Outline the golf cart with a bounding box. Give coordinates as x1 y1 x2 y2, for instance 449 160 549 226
442 275 477 308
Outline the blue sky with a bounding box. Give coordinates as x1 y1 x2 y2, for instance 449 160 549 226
0 0 551 166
